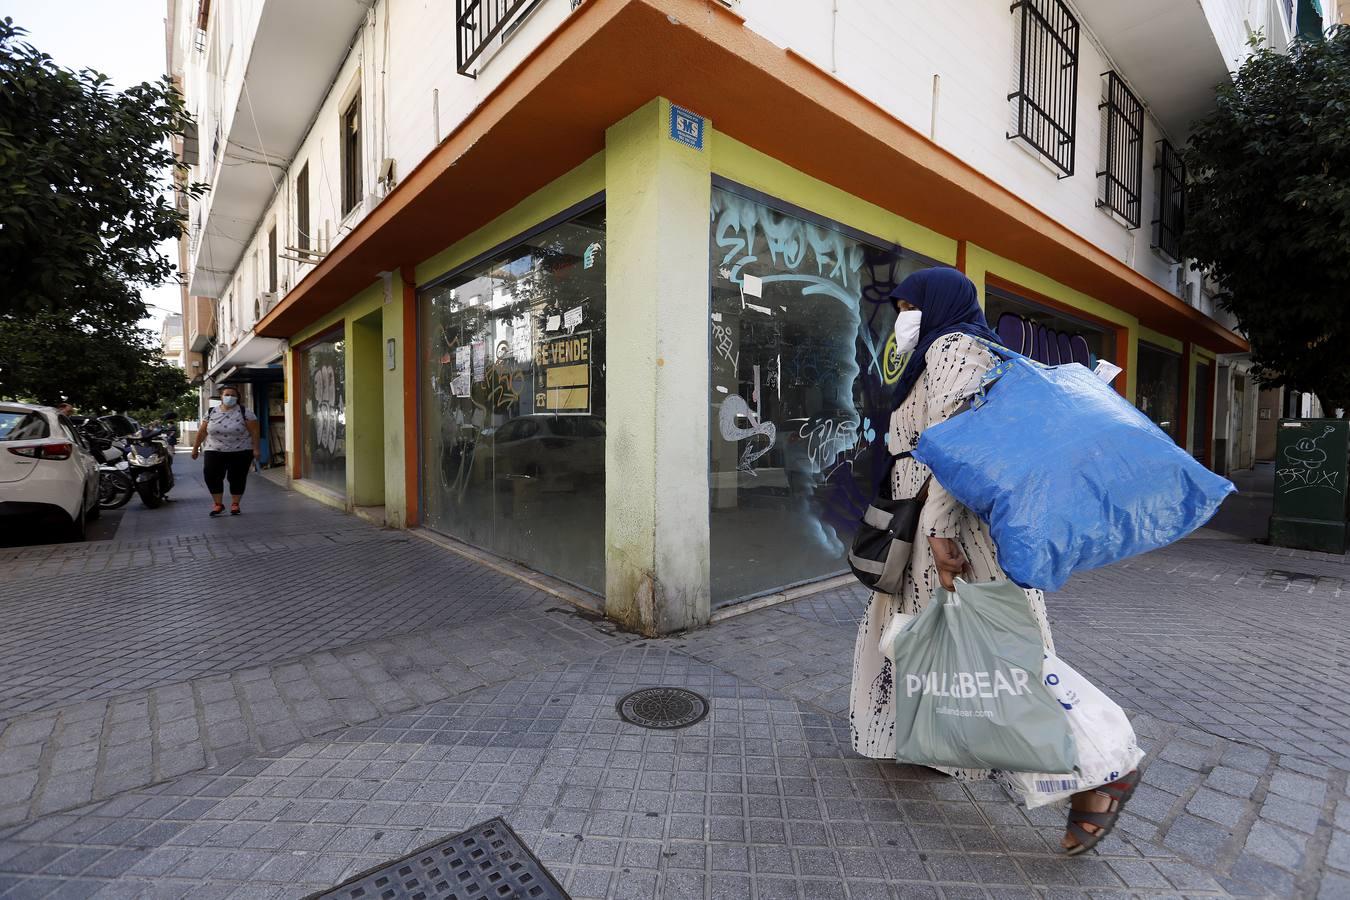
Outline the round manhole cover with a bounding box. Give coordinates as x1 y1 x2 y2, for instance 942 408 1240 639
616 687 709 729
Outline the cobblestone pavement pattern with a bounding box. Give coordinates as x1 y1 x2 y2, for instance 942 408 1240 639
0 458 1347 898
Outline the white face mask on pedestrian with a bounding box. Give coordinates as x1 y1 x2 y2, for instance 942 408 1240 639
893 309 923 354
221 395 238 408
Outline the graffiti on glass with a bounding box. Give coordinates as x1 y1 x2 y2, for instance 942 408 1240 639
718 395 776 474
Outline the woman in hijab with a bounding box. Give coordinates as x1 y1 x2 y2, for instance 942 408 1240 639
847 267 1139 856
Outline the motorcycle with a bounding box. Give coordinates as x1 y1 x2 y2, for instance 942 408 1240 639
97 440 135 509
75 419 135 509
127 426 176 508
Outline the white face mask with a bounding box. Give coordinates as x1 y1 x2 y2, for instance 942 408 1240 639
221 395 238 408
893 309 923 354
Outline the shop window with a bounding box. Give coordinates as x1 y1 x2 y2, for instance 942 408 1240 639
419 202 605 593
1008 0 1080 177
341 96 362 217
301 331 347 495
708 183 933 604
1193 360 1213 466
1096 71 1143 228
1136 341 1183 440
985 287 1115 368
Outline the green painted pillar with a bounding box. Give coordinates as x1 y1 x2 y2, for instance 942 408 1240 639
604 98 713 635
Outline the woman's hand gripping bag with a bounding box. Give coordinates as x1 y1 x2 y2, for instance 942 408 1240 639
888 579 1077 774
912 348 1235 592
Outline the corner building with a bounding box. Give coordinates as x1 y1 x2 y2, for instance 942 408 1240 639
169 0 1280 634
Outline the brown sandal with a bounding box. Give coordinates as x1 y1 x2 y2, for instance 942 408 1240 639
209 504 225 517
1064 769 1141 856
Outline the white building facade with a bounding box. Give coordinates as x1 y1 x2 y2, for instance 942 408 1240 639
168 0 1273 632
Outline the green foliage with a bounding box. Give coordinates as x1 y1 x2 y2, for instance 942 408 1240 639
0 17 202 413
0 313 190 413
1185 26 1350 414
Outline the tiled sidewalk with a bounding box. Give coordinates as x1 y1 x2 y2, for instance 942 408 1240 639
1 460 1348 897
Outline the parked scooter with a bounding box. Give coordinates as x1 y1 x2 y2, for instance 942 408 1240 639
74 419 135 509
127 426 176 508
97 441 135 509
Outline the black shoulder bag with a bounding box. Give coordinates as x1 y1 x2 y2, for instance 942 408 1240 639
848 450 931 594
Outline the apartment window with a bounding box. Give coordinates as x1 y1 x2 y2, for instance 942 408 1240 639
1008 0 1080 177
341 96 362 217
267 225 277 293
296 163 311 252
1096 71 1143 228
1152 139 1186 262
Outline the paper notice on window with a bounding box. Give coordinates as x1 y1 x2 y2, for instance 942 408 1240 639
1093 360 1123 385
563 305 584 331
451 346 472 397
546 315 562 332
742 273 763 298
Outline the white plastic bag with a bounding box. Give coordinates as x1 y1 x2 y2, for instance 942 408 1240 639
1008 653 1145 809
878 611 916 655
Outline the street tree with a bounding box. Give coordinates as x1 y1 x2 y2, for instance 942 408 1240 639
1185 26 1350 415
0 17 201 412
0 312 189 412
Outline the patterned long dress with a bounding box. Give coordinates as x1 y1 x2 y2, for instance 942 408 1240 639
848 333 1055 789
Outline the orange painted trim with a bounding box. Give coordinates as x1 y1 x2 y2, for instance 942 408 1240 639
985 274 1130 399
253 0 1246 357
401 265 419 528
955 240 967 275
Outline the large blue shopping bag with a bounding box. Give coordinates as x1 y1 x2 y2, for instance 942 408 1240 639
912 341 1235 592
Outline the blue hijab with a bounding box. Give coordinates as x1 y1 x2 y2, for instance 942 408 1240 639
889 267 1001 407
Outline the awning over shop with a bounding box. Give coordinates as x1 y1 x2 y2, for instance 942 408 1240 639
206 331 285 383
255 0 1247 355
219 364 284 384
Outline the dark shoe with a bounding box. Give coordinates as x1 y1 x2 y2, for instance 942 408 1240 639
230 503 241 516
1064 769 1141 856
209 504 224 517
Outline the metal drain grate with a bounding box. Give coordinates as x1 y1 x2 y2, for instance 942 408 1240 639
1265 569 1320 583
307 817 569 900
616 687 709 729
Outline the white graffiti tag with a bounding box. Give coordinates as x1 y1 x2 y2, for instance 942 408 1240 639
719 395 776 474
312 364 340 454
1276 425 1344 494
799 416 860 473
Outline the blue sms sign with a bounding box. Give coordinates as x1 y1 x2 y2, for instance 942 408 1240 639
669 104 705 151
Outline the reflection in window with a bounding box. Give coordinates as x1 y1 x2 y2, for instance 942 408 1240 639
985 287 1114 367
709 185 931 604
1193 360 1213 466
1136 341 1182 440
302 334 347 495
420 205 606 592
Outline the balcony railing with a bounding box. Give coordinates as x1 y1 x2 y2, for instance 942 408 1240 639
456 0 537 77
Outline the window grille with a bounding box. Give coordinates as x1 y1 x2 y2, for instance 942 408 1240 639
1008 0 1080 177
194 28 207 53
1152 139 1186 262
456 0 537 77
1096 71 1143 228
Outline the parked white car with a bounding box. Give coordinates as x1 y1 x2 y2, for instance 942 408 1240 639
0 402 101 540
